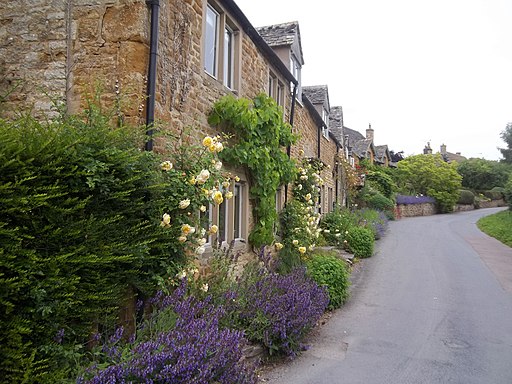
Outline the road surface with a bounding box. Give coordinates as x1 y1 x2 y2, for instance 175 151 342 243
259 208 512 384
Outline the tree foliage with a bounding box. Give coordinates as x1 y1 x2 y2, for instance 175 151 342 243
499 122 512 163
457 158 511 190
396 154 462 212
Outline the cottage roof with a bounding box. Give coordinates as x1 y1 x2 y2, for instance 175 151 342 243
256 21 304 64
329 106 344 144
352 139 374 159
302 85 329 107
343 126 365 147
375 144 390 164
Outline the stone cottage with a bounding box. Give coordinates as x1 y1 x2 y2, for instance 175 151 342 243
0 0 351 256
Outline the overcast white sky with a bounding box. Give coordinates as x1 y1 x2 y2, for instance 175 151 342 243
235 0 512 160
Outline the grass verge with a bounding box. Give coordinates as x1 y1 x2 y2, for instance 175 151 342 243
477 210 512 248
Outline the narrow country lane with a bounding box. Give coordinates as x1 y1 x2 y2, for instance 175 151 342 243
259 208 512 384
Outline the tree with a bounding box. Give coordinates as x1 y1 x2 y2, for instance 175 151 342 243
396 154 462 213
457 158 511 190
499 122 512 163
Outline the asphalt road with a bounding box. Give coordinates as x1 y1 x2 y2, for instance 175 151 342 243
259 208 512 384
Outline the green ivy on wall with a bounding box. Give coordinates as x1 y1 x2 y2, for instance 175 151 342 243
208 93 297 247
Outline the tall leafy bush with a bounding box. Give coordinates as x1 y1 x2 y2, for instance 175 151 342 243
0 111 186 382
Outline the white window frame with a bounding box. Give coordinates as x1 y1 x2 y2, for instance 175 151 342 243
204 2 239 91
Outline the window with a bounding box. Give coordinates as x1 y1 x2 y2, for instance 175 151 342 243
328 187 333 213
223 25 234 88
217 196 228 244
204 5 219 77
268 72 285 113
322 108 330 139
204 3 239 90
290 54 302 102
233 183 243 239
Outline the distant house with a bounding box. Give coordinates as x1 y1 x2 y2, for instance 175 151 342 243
439 144 467 163
375 145 391 167
424 143 466 163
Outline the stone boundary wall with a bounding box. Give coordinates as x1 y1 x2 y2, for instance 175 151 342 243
478 199 506 209
454 204 474 212
396 203 436 218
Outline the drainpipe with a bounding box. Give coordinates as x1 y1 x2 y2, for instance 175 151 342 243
145 0 160 151
284 83 298 204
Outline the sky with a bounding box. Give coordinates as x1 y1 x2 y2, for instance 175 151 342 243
235 0 512 160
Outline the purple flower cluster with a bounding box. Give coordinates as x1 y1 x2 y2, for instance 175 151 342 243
395 194 435 205
79 282 257 384
237 267 329 356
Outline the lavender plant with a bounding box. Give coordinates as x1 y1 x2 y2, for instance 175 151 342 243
234 261 329 356
78 281 257 384
395 194 436 205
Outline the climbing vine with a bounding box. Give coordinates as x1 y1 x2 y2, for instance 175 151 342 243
208 93 297 247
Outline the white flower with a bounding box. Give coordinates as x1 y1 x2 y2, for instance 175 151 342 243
300 175 308 180
305 193 312 201
225 191 233 199
179 199 190 209
195 246 206 255
178 236 187 243
214 161 223 170
181 224 195 236
275 242 284 250
160 213 171 228
214 142 224 152
176 270 186 279
292 239 299 246
298 246 306 254
200 283 209 292
196 169 210 184
297 184 303 190
197 238 206 246
200 205 207 212
160 161 173 171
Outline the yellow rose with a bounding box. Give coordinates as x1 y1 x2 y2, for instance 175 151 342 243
298 246 307 254
234 176 240 182
209 224 218 234
203 136 213 147
189 176 197 185
200 205 207 212
225 191 233 199
179 199 190 209
212 190 223 205
275 242 283 250
181 224 195 236
178 236 187 243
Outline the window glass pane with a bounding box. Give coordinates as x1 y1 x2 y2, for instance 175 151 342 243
218 199 227 243
200 204 212 243
234 184 241 239
205 5 218 76
223 26 233 87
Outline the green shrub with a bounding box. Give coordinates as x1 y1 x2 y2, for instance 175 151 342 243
504 176 512 208
457 189 475 205
319 206 356 246
0 105 233 382
345 226 374 258
482 190 504 201
366 170 396 198
306 251 350 310
366 193 395 213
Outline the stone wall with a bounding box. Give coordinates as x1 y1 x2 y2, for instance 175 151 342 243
397 203 437 218
478 199 506 209
454 204 474 212
0 0 344 243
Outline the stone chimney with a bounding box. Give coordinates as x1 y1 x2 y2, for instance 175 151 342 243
423 142 432 154
366 123 374 141
440 144 447 155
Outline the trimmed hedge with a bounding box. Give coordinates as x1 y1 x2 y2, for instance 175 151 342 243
0 112 185 382
457 189 475 205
